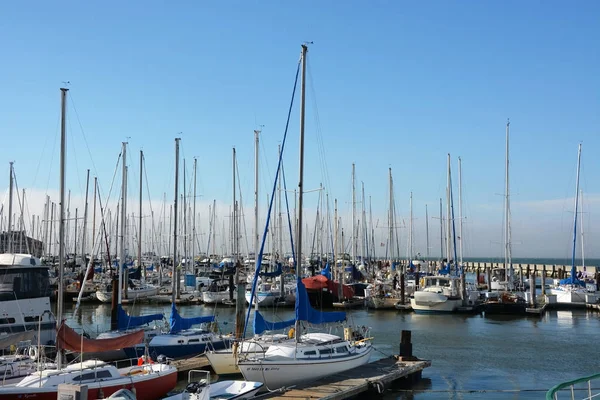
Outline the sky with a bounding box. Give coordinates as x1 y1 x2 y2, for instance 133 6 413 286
0 1 599 260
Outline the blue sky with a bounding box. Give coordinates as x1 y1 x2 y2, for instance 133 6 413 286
1 1 599 259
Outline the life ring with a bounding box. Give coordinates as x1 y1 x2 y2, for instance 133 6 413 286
28 346 38 360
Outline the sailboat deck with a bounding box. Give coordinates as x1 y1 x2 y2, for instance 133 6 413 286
252 356 430 400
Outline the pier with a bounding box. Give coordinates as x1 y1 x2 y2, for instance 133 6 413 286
252 357 430 400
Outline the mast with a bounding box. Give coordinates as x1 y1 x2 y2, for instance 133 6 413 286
138 150 144 280
57 87 68 369
504 120 513 284
295 43 307 342
369 196 374 262
580 189 585 271
234 147 245 339
570 143 582 283
118 142 127 304
277 145 283 261
361 182 367 268
409 192 413 262
388 168 393 262
334 199 339 285
7 162 13 253
192 157 197 274
351 163 356 267
425 205 430 266
172 138 181 303
439 198 443 262
446 154 452 264
92 177 97 250
254 129 260 277
183 159 187 270
458 157 464 268
82 169 90 262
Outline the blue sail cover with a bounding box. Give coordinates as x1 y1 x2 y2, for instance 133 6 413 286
253 310 295 335
559 277 586 287
169 303 215 334
438 263 451 275
259 263 283 277
320 263 331 279
296 277 346 324
117 305 163 331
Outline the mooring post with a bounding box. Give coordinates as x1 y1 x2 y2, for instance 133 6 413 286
399 330 414 360
400 273 406 305
541 265 546 296
530 273 536 307
110 276 119 331
486 267 492 292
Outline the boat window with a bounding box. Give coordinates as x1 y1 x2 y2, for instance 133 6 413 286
335 346 348 353
0 318 16 324
24 316 41 323
304 350 316 355
177 340 184 344
97 370 112 379
188 339 200 343
0 267 51 301
73 372 96 381
319 348 333 355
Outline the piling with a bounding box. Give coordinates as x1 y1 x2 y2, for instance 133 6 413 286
486 267 491 292
399 330 416 361
542 266 546 295
400 273 405 305
530 273 536 307
110 276 118 331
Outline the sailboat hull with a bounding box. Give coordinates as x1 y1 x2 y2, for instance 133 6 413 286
238 345 372 389
410 292 461 313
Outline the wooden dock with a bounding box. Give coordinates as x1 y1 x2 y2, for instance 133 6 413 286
171 354 212 378
252 356 430 400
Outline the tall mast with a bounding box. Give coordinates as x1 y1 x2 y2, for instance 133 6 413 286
82 169 90 261
570 143 582 283
504 120 512 280
92 177 97 250
254 130 260 274
425 205 430 263
232 149 237 262
295 43 307 342
361 182 366 267
333 199 338 281
369 196 374 262
7 162 13 253
351 163 356 266
409 192 413 262
277 145 283 259
183 159 187 268
172 138 181 303
580 189 585 270
192 157 197 273
458 157 463 267
57 87 68 369
118 142 127 304
388 168 393 261
446 154 452 263
138 150 144 279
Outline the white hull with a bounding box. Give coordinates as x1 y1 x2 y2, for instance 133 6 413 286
205 349 241 375
548 287 588 304
202 291 237 304
366 296 399 309
239 345 372 389
244 291 277 307
96 285 160 303
410 292 461 313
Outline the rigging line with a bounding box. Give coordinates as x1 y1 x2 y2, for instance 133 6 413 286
43 115 61 195
66 116 85 197
68 94 101 181
281 161 296 270
243 59 301 338
30 115 58 190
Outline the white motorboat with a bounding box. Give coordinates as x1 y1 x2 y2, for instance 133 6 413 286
0 254 56 346
163 370 263 400
96 282 159 303
410 275 479 313
202 279 237 304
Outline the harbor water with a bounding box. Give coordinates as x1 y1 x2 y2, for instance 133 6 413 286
62 301 599 399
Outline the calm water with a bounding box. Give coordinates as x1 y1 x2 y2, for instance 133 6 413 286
63 302 599 399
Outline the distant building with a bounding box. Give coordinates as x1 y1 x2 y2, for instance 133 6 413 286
0 231 44 258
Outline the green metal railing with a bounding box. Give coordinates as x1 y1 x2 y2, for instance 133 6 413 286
546 373 600 400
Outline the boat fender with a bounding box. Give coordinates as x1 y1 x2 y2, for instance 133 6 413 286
28 346 38 360
288 328 295 339
189 295 194 301
420 278 425 287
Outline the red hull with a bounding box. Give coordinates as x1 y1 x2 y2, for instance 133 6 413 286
0 370 177 400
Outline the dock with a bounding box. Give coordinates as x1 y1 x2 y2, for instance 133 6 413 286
252 357 430 400
171 354 212 378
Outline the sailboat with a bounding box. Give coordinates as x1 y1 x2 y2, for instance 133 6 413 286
410 154 479 313
124 138 231 361
237 45 373 390
0 88 178 400
548 144 593 304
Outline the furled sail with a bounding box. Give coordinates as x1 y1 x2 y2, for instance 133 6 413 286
57 322 144 353
117 304 163 331
253 310 294 335
169 303 215 334
296 277 346 325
